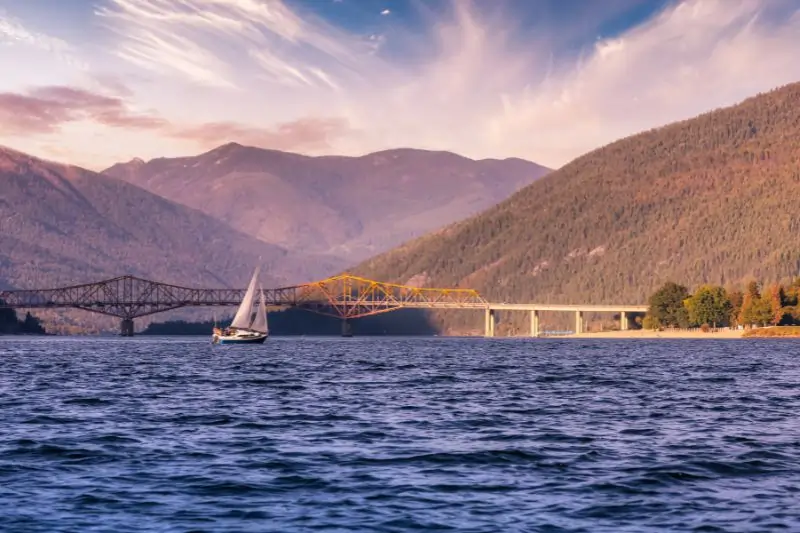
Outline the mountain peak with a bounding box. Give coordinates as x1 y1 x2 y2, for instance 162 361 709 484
218 141 244 150
208 141 246 154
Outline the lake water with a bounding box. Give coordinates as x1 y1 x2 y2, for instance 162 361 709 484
1 337 799 532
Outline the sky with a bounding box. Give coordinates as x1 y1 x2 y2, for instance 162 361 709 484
0 0 798 170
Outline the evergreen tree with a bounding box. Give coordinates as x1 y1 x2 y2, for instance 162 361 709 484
784 277 800 307
746 280 761 299
21 312 45 334
0 301 45 334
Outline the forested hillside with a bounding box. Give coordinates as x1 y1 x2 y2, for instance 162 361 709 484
352 82 800 334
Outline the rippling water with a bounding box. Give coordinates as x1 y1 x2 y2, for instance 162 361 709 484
1 336 799 532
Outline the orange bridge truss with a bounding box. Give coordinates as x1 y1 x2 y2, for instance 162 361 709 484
0 274 487 321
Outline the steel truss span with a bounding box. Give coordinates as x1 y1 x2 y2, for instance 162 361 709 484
0 274 488 320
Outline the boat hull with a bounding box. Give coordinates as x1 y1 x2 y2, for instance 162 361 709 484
216 335 267 345
212 331 268 345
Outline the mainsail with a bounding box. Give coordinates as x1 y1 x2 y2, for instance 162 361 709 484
250 287 269 334
230 266 260 330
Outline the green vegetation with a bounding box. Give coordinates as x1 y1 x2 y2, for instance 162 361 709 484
644 282 690 329
351 82 800 334
0 302 45 334
643 278 800 330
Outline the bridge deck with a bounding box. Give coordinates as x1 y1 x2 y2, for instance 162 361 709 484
487 303 649 312
0 274 649 324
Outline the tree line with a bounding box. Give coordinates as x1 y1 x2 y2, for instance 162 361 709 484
644 279 800 330
0 301 46 334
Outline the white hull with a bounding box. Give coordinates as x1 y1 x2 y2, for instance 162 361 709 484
212 328 268 344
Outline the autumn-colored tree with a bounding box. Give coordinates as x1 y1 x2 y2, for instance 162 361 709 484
740 293 773 326
767 283 787 325
727 289 744 326
740 281 762 326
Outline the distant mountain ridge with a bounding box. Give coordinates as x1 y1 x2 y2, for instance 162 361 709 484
350 82 800 334
103 144 550 263
0 145 339 291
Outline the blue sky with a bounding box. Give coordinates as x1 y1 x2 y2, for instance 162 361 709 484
0 0 798 169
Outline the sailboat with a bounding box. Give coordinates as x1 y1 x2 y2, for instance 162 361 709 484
212 267 269 345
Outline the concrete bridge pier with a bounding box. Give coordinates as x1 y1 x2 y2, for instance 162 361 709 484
530 310 540 337
484 308 496 337
120 319 134 337
574 311 584 335
341 318 353 337
620 311 629 331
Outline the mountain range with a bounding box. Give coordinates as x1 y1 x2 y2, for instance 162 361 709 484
1 140 546 327
352 82 800 334
0 146 336 290
103 144 549 263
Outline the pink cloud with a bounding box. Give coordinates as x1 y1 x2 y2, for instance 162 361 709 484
171 117 352 152
0 84 351 156
0 85 166 134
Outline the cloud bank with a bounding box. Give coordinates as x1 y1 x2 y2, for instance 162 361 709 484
0 85 349 153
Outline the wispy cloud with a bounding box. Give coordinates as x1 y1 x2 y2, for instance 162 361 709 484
0 11 68 52
94 0 373 90
486 0 800 165
0 10 86 69
3 0 800 169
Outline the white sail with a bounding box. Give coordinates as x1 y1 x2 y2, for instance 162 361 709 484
230 266 260 330
250 287 268 334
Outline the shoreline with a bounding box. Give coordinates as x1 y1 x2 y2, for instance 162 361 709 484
561 327 800 339
563 329 745 339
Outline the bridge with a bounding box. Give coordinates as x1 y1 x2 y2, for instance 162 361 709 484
0 274 647 337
